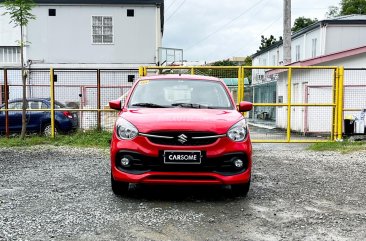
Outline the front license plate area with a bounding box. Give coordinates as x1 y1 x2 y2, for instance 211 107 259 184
164 151 201 164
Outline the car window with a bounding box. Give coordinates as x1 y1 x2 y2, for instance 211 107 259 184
28 101 40 109
27 101 48 110
128 79 233 109
8 102 23 109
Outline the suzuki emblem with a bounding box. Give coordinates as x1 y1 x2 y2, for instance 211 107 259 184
177 134 188 144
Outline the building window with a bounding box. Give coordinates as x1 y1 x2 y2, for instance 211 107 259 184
257 74 264 81
295 45 300 61
311 38 317 58
127 9 134 17
272 55 276 65
92 16 113 44
49 9 56 16
0 47 21 63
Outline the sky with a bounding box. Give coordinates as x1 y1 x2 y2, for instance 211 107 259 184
162 0 339 63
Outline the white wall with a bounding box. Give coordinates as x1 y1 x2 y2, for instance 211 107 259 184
26 4 160 65
325 25 366 54
0 7 21 46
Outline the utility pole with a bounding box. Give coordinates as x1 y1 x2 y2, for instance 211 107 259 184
283 0 291 65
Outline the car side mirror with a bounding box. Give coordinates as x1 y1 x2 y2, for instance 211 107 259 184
109 100 122 110
238 101 253 112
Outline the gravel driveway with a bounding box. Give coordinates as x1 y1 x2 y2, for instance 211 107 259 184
0 144 365 241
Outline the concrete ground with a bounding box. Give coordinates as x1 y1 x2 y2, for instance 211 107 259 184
1 144 366 241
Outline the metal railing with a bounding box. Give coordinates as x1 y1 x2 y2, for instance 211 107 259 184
0 66 347 142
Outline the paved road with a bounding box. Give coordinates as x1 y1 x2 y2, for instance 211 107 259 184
1 145 365 241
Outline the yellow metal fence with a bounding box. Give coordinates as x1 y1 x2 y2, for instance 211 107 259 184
139 66 344 143
0 66 344 142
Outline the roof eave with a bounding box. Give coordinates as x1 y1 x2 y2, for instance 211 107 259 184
252 18 366 59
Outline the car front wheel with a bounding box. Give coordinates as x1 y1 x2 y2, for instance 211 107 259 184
111 173 129 196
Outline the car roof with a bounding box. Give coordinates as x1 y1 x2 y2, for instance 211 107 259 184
139 74 222 82
9 98 51 102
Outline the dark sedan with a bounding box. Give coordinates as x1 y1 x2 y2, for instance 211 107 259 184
0 98 78 135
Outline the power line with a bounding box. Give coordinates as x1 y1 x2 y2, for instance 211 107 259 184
222 15 283 60
201 0 271 61
203 15 282 62
184 0 266 52
165 0 179 12
165 0 186 23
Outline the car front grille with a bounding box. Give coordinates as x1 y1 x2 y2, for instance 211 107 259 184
143 131 224 146
115 151 249 176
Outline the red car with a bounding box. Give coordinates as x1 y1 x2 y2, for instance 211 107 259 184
109 75 253 196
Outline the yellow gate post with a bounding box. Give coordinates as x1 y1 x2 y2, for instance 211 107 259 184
332 67 339 141
242 67 245 102
237 67 244 103
337 66 344 141
50 68 55 138
190 67 195 75
138 66 145 77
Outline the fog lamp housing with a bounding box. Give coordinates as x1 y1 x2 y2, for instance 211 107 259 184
234 159 244 168
121 157 130 166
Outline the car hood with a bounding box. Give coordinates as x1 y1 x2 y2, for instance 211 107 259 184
120 108 243 134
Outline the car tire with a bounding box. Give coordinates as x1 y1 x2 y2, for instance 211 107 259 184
111 173 129 196
231 181 250 197
42 123 58 136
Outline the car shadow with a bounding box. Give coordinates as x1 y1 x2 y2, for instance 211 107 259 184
120 184 246 202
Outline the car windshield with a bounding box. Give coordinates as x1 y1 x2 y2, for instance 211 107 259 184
128 79 233 109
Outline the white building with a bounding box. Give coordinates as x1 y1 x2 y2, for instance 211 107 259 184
252 15 366 79
251 15 366 134
0 0 164 129
0 0 164 68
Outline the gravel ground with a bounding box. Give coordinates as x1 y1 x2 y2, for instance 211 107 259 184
1 144 366 241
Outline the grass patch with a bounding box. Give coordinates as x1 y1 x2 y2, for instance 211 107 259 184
308 140 366 153
0 130 112 149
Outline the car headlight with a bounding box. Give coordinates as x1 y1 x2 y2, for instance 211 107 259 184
115 118 138 140
227 119 248 142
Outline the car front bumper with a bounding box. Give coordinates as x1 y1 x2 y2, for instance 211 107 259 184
111 134 252 185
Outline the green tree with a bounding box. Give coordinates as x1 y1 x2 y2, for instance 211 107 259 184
326 6 340 18
257 35 282 52
211 59 237 66
327 0 366 17
291 17 318 33
340 0 366 14
1 0 36 139
242 56 252 84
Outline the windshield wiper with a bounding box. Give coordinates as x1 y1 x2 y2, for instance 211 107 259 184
131 103 168 108
171 103 213 109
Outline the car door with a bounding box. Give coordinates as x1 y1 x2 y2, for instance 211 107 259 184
0 105 6 133
27 101 46 132
7 101 24 132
